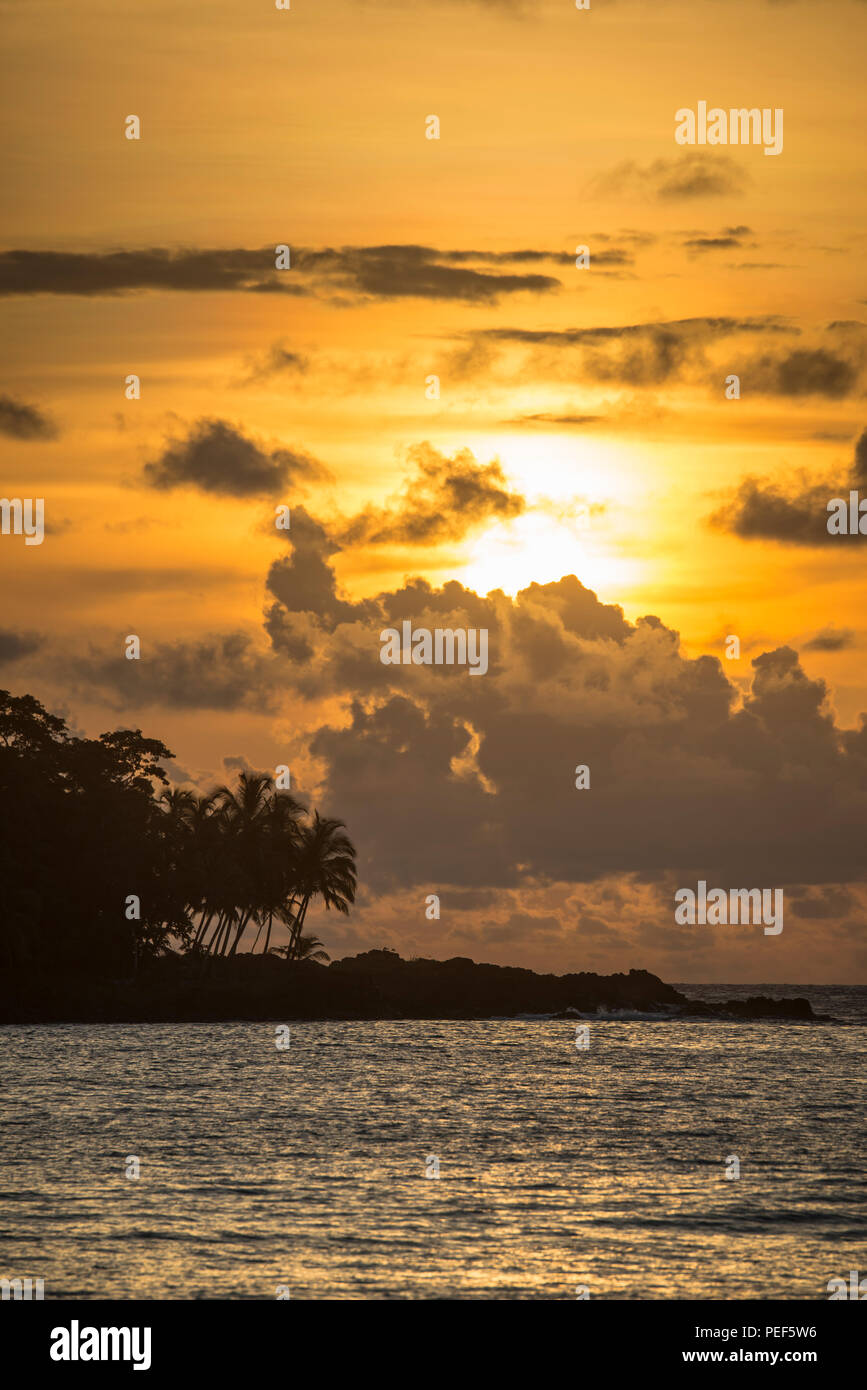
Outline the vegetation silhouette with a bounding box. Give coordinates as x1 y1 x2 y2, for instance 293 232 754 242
0 688 820 1026
0 688 356 977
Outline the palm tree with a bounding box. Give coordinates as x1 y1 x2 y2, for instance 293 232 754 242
211 773 272 956
271 933 331 963
252 790 305 954
283 813 356 959
156 771 356 962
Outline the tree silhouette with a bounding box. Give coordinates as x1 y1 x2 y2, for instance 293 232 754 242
0 689 356 976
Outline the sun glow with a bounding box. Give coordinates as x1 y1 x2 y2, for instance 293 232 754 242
460 511 644 599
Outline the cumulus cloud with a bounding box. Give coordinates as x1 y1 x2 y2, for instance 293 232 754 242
337 444 525 547
143 418 331 497
257 506 867 899
710 427 867 546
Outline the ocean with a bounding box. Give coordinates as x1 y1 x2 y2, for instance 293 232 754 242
1 985 864 1300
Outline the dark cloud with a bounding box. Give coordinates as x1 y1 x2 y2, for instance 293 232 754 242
438 249 560 264
0 629 41 663
337 444 525 547
264 507 380 664
0 246 560 304
479 315 794 388
683 225 754 253
684 236 746 251
0 393 58 439
710 428 867 546
257 511 867 895
472 317 864 396
506 413 603 427
803 627 856 652
294 244 560 303
440 247 634 270
789 886 856 920
0 248 308 298
143 418 331 497
239 342 310 384
745 348 858 398
481 316 793 348
591 154 749 201
68 632 281 712
710 477 838 546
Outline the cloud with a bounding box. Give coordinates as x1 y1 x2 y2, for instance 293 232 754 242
295 245 560 303
265 507 380 664
67 632 281 712
506 413 603 427
0 393 58 439
337 444 526 547
788 886 856 920
478 315 794 388
590 154 750 201
744 347 859 398
683 227 753 252
480 315 791 349
0 245 560 304
143 418 332 497
471 317 865 397
257 512 867 898
710 428 867 546
238 342 310 384
0 629 41 663
803 627 856 652
0 248 307 298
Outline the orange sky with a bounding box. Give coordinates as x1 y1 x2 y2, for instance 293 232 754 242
2 0 866 981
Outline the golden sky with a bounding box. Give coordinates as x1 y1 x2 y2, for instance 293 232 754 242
2 0 867 981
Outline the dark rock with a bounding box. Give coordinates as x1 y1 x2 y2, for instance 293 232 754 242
0 950 828 1023
720 995 817 1020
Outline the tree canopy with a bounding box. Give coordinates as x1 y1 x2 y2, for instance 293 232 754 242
0 689 356 976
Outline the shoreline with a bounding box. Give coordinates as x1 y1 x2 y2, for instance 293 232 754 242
0 948 832 1025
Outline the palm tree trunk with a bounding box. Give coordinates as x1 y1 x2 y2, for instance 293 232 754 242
262 910 274 955
251 914 265 952
194 910 214 948
290 895 310 958
228 908 253 956
207 912 229 955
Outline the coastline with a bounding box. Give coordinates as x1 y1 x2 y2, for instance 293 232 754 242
0 948 829 1025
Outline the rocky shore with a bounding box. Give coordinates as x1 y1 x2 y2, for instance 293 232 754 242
0 948 830 1024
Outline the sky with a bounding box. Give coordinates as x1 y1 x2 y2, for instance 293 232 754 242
2 0 867 982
